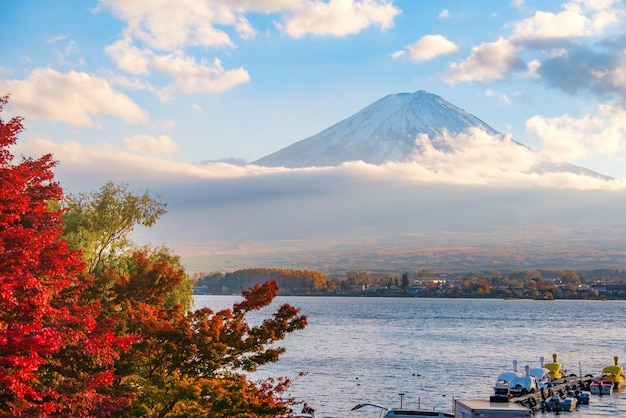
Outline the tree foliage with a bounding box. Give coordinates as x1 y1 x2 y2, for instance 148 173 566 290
61 183 193 311
196 268 327 294
0 96 133 417
106 256 307 417
62 181 167 275
59 180 307 416
2 98 307 417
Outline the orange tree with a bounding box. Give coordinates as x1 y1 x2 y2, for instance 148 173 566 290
102 250 307 417
0 96 134 417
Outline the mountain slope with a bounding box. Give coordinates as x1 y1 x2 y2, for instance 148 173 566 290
252 90 510 168
252 90 611 180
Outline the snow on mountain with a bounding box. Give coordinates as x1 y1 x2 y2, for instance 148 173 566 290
252 90 511 168
251 90 611 180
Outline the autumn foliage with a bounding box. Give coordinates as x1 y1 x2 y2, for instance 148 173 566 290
1 96 307 417
109 265 306 417
0 96 135 416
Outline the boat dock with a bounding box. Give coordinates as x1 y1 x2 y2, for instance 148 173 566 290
502 375 595 411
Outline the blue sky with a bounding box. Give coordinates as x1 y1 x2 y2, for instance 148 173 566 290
2 1 626 263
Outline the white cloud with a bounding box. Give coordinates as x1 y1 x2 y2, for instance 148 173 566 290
511 10 588 40
190 25 237 48
12 137 242 185
445 37 523 83
46 34 68 43
399 35 459 61
63 40 80 58
444 0 626 84
609 63 626 89
277 0 401 38
526 100 626 161
233 14 257 39
48 39 83 68
111 74 155 91
439 9 450 19
106 38 154 75
11 130 626 258
525 59 541 77
13 128 623 191
485 89 511 105
98 0 239 50
106 40 250 99
408 128 541 183
11 136 301 186
153 56 250 100
124 134 178 153
0 68 149 126
16 131 623 258
98 0 400 50
192 103 202 112
96 0 399 102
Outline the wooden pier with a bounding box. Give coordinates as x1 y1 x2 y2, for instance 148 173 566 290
493 375 595 412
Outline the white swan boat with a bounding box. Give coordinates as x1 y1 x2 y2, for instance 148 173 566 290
351 402 453 417
529 356 555 388
491 359 520 401
491 360 538 400
508 365 539 397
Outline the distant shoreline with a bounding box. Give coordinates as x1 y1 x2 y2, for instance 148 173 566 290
193 291 625 301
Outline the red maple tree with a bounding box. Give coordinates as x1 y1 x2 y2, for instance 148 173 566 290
0 96 134 417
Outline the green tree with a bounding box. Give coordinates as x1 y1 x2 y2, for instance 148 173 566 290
62 181 167 275
61 182 192 311
400 273 410 289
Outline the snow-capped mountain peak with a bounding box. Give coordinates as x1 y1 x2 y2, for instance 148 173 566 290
252 90 505 168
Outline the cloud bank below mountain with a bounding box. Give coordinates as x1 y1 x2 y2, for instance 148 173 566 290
12 127 626 264
14 127 625 190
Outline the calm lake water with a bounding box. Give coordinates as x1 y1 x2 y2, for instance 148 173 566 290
194 296 626 417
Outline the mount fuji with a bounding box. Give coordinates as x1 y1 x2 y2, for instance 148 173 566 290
145 91 626 272
252 91 605 179
253 90 509 167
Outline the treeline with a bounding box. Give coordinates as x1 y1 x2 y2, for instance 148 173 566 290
195 268 327 294
500 269 626 282
193 267 626 299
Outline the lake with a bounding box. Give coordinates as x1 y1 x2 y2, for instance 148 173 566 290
194 296 626 417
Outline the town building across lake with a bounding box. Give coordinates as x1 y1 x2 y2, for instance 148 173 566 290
192 268 626 299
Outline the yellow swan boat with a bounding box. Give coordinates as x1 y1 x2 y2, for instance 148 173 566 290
543 353 564 380
602 356 625 388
